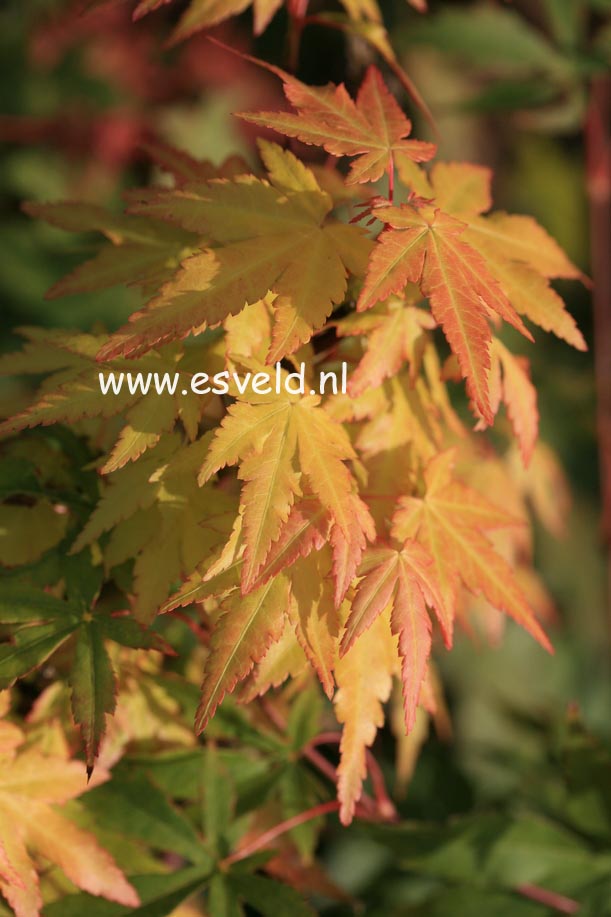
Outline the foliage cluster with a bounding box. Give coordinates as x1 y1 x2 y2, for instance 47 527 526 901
0 1 608 915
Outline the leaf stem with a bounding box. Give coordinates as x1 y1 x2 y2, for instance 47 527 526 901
308 733 398 820
256 701 394 820
516 883 579 915
287 0 309 72
222 801 340 866
168 609 209 644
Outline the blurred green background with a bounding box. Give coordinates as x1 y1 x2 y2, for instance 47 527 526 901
1 0 610 912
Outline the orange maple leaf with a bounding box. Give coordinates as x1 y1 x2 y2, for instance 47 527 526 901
391 450 552 652
357 204 533 422
341 541 443 731
239 62 436 185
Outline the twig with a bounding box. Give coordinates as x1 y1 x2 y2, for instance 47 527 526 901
167 609 209 644
586 74 611 626
516 883 580 915
222 801 340 866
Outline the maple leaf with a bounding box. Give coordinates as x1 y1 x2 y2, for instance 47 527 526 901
338 296 436 395
22 202 195 300
0 583 169 771
240 62 436 185
391 450 552 651
0 728 138 917
101 162 369 362
467 252 587 352
163 501 335 702
357 203 534 423
341 541 443 732
195 574 290 733
357 161 586 421
199 391 374 603
334 609 397 825
288 548 340 698
424 163 586 350
142 140 250 187
0 589 82 692
72 436 237 622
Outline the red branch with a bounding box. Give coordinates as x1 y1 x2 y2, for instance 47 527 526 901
516 883 580 915
586 74 611 621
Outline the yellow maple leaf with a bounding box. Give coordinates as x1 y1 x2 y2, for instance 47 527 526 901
199 390 375 603
334 610 397 825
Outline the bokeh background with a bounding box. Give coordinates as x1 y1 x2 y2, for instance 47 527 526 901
1 1 610 912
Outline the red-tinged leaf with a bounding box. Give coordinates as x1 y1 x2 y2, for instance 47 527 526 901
69 621 117 773
392 451 553 652
340 547 400 654
195 574 289 733
358 205 533 423
0 823 41 917
418 168 586 351
426 214 535 423
340 541 441 732
248 501 330 591
391 552 432 733
356 206 429 312
142 139 249 185
239 62 435 185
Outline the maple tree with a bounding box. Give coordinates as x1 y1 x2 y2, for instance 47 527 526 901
0 0 600 914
